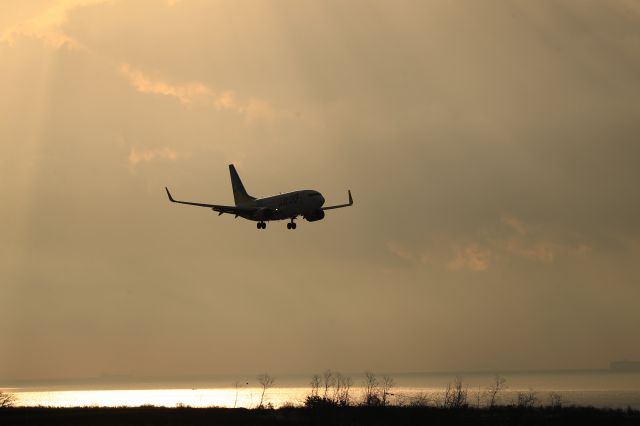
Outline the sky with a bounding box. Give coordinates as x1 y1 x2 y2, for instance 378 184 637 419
1 0 640 382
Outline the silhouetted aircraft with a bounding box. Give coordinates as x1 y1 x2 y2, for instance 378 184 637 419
165 164 353 230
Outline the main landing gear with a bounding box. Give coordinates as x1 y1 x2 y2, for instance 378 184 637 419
286 219 297 230
257 221 266 229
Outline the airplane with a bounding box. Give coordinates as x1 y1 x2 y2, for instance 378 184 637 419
165 164 353 230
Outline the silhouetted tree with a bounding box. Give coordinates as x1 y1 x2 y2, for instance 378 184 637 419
487 375 507 408
380 375 395 407
332 372 342 404
0 392 16 408
322 370 334 399
257 374 275 408
233 381 248 408
305 374 325 408
408 392 431 407
310 374 321 398
443 377 468 409
515 389 537 408
363 371 381 406
336 374 353 406
549 391 563 408
306 371 353 408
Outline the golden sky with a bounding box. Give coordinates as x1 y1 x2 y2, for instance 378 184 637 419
1 0 640 382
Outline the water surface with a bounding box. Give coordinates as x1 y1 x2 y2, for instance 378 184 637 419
8 371 640 409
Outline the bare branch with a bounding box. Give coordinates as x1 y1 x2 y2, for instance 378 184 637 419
515 389 537 408
310 374 321 398
363 371 380 406
443 377 468 409
380 375 395 407
487 375 507 408
322 370 334 399
0 392 16 408
257 374 275 408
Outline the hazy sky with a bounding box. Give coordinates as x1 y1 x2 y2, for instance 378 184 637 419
1 0 640 382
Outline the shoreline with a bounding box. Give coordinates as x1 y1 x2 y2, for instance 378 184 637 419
2 405 639 426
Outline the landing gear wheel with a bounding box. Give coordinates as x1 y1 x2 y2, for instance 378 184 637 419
287 223 292 229
257 222 261 229
292 222 297 229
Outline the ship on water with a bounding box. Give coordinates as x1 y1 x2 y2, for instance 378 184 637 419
610 360 640 372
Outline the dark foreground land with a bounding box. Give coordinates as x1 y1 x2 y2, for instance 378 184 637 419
2 406 639 426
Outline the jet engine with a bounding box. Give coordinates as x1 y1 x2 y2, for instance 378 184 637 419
304 209 325 222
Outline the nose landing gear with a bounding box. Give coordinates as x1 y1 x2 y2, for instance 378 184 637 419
257 221 266 229
286 220 297 230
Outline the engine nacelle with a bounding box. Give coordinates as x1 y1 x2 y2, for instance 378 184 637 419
304 209 325 222
253 207 275 221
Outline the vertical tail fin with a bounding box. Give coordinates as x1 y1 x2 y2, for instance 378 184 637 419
229 164 256 206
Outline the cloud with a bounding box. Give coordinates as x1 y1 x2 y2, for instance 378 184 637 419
386 215 592 272
501 215 528 236
447 243 491 272
387 239 492 271
128 146 179 168
119 63 213 105
119 63 274 121
497 216 592 263
502 239 557 263
386 241 415 262
1 0 110 49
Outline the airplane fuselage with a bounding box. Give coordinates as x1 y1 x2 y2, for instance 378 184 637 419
241 190 326 221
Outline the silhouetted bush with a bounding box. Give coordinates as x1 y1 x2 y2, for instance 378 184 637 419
306 370 354 408
442 378 468 409
515 390 538 408
364 393 383 407
304 395 338 409
486 375 507 408
362 371 382 406
549 391 563 408
409 393 431 407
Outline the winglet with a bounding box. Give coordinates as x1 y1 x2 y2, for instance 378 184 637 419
321 189 354 211
165 187 176 202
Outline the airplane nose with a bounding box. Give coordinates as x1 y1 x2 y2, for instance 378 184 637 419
320 195 325 206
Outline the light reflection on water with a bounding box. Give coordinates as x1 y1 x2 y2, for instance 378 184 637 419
12 387 640 410
10 372 640 409
14 387 309 408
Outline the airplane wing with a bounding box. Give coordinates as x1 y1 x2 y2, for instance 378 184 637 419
165 187 254 216
322 190 354 210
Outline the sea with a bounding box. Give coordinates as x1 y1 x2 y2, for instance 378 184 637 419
5 370 640 409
